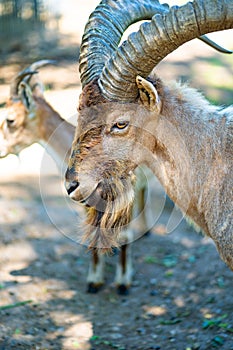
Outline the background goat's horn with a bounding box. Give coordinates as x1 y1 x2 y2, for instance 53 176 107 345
10 71 37 97
79 0 169 88
99 0 233 101
10 59 56 97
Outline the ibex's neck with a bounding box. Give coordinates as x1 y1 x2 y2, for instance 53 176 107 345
35 96 75 168
145 81 230 234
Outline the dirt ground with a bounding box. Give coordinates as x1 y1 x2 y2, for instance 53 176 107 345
0 1 233 349
0 174 233 350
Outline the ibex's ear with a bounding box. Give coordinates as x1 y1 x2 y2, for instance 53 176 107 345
18 81 35 114
136 75 161 112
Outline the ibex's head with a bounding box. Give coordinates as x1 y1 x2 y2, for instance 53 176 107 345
66 0 233 251
0 60 54 158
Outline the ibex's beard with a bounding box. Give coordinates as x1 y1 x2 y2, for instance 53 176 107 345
82 176 135 253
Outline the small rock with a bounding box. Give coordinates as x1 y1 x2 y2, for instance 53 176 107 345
170 329 177 336
150 289 158 296
189 285 196 291
132 280 140 287
151 334 158 339
110 333 123 340
136 327 146 335
150 278 157 285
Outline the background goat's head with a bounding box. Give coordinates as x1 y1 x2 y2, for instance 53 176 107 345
66 0 233 251
0 60 53 158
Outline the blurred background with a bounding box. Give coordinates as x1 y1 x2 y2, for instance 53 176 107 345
0 2 233 350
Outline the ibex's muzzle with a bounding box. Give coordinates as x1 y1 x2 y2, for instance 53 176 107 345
65 167 99 206
66 180 79 195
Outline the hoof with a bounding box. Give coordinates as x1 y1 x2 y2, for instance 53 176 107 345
87 282 102 294
144 230 151 237
117 284 130 295
112 247 119 256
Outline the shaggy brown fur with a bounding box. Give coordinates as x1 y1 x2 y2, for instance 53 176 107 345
79 79 109 110
83 175 135 252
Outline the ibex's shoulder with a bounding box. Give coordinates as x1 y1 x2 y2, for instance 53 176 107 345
219 105 233 121
224 108 233 156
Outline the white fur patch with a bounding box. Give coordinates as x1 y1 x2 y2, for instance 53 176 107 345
87 253 105 285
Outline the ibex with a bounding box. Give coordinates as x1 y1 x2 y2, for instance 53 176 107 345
0 60 73 165
0 61 151 294
65 0 233 272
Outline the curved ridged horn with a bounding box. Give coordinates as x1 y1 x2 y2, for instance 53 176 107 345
79 0 169 87
10 71 37 98
10 60 56 97
98 0 233 101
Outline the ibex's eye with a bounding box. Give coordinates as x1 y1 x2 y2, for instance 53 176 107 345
116 122 128 129
111 121 129 133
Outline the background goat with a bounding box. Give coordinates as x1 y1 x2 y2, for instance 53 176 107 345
0 61 153 294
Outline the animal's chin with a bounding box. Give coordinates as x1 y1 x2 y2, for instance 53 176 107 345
81 184 105 209
69 182 110 212
81 178 135 252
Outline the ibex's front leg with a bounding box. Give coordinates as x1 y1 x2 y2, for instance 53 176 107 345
114 224 136 295
87 249 105 293
87 244 133 295
115 243 133 295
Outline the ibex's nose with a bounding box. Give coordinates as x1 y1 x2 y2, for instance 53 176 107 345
66 180 79 195
65 167 79 196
